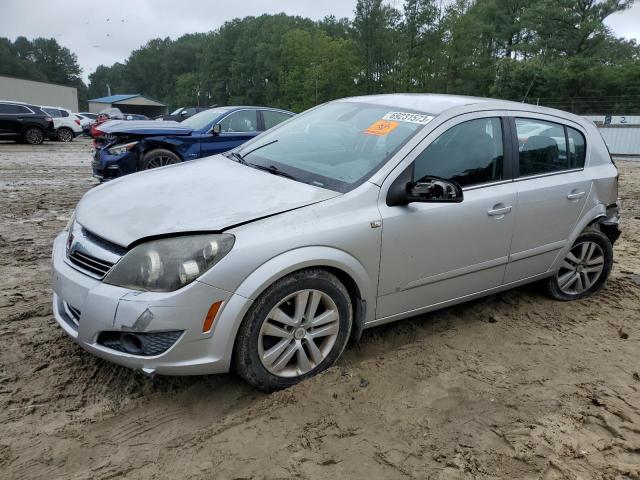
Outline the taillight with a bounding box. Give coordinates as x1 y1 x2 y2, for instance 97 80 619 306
45 117 53 122
75 119 81 126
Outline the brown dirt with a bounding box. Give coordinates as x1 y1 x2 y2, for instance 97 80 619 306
1 139 639 480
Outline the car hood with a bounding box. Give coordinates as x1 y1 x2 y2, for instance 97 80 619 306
98 119 194 136
76 155 340 247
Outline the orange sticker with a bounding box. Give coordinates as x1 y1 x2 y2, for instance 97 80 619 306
364 120 399 136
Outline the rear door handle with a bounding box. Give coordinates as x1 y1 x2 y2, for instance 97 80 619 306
567 191 586 200
487 205 512 217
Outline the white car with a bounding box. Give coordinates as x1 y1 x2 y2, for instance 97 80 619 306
40 106 83 142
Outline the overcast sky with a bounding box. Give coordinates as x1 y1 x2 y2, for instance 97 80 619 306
1 0 639 83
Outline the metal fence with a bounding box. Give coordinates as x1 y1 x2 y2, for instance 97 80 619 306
583 116 640 161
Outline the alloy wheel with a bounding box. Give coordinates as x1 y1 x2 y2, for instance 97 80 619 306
58 129 73 142
557 241 605 295
258 289 340 378
25 128 43 145
145 155 178 169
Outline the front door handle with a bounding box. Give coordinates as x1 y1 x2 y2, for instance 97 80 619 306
487 204 513 217
567 191 586 200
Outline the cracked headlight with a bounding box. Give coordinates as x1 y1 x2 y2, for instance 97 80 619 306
107 141 138 155
104 234 234 292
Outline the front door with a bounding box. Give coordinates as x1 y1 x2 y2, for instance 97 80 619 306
504 117 592 283
377 115 517 320
199 109 260 158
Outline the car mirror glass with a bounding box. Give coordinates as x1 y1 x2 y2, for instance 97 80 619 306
211 123 222 135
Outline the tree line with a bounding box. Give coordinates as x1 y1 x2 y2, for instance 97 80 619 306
2 0 639 114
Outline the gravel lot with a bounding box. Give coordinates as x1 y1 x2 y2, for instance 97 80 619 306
1 139 639 480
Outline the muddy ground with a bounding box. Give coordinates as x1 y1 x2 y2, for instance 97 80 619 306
0 139 638 480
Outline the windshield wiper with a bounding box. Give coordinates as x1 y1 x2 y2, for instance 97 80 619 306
226 151 247 164
248 163 297 181
241 139 278 158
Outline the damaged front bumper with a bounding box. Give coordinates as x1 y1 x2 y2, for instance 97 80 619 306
50 232 245 375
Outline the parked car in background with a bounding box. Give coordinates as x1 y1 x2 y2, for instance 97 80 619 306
74 113 98 136
92 106 294 180
52 94 620 390
156 106 211 122
41 106 83 142
125 114 149 121
0 100 55 144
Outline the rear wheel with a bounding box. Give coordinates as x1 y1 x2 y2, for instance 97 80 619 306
546 231 613 301
139 149 181 170
22 127 45 145
57 127 74 142
233 269 352 391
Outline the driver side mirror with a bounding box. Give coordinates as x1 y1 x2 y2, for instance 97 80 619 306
386 164 463 206
406 177 463 203
180 110 188 116
211 123 222 135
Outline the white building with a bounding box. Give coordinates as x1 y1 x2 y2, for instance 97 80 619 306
0 74 78 111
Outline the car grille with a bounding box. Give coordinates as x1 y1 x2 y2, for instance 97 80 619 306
68 250 114 279
97 331 183 356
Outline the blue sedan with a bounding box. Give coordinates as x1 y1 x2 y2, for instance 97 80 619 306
92 106 294 180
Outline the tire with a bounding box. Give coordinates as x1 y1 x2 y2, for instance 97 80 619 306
546 230 613 301
233 269 353 391
57 127 74 142
22 126 45 145
139 149 181 170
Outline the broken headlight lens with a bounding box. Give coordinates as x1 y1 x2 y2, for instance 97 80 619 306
103 234 234 292
107 141 138 155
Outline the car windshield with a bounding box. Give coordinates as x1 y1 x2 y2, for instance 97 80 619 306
235 102 431 192
182 108 228 131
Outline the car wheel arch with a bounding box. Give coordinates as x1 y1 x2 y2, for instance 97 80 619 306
142 142 183 161
202 246 376 365
548 203 608 274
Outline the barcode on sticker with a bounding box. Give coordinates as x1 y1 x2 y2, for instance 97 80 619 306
382 112 434 124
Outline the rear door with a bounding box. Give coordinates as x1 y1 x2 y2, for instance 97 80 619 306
199 109 260 157
504 116 591 283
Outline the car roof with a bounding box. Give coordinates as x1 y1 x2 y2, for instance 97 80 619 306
0 100 41 110
340 93 583 123
41 105 71 111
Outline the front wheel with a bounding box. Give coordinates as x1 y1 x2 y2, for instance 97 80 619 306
57 127 74 142
233 269 353 391
139 149 181 170
546 231 613 301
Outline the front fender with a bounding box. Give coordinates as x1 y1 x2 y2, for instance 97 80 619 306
202 246 378 373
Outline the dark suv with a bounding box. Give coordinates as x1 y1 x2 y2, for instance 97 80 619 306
0 101 55 144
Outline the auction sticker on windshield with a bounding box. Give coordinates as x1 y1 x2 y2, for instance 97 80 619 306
365 120 399 136
382 112 434 124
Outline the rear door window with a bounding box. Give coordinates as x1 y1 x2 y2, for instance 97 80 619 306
413 117 504 188
43 108 62 118
0 104 29 114
262 110 292 130
515 118 585 176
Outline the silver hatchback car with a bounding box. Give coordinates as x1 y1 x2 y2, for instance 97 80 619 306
51 94 620 390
